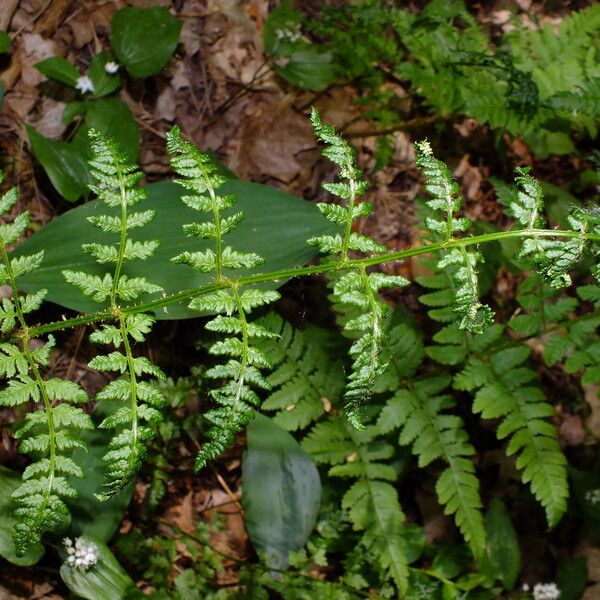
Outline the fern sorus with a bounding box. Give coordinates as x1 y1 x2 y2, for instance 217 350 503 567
303 416 409 594
0 174 92 554
166 126 280 469
454 336 568 527
254 312 344 431
63 130 165 500
309 109 409 427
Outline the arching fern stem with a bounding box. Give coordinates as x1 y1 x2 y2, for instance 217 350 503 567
19 227 600 339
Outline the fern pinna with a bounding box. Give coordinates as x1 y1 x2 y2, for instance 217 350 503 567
0 174 92 555
309 108 408 427
166 126 279 470
63 130 165 500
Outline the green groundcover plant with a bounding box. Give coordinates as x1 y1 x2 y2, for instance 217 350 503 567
0 109 599 598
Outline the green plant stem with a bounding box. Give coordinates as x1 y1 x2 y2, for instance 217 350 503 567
119 314 138 444
341 177 357 262
109 163 128 309
0 242 56 523
232 284 249 409
17 228 600 338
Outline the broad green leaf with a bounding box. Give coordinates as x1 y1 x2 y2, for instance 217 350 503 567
480 497 520 588
242 413 321 569
88 51 121 98
27 126 89 201
273 46 338 90
0 31 10 53
110 7 181 78
35 57 80 87
0 466 45 566
263 0 337 90
83 98 139 161
66 400 134 543
60 538 135 600
13 180 334 319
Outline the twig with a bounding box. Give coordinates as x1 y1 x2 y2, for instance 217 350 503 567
345 114 447 138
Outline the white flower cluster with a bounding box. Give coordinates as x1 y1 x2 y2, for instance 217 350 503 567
275 22 302 43
585 488 600 505
105 61 119 74
75 75 94 95
63 537 98 571
532 582 561 600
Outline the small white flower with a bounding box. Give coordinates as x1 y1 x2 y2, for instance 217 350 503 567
275 22 302 43
63 537 98 571
104 61 119 74
75 75 94 94
585 488 600 505
522 583 530 592
533 582 561 600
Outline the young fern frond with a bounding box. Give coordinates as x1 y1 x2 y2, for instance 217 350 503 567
309 109 408 427
510 168 597 287
166 126 280 469
454 337 568 527
415 141 493 334
0 174 92 555
63 130 165 500
303 417 409 594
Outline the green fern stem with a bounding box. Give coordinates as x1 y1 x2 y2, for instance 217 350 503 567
232 284 249 410
109 163 129 309
210 180 224 282
359 266 383 385
0 241 57 533
119 313 139 444
340 178 357 262
17 228 600 339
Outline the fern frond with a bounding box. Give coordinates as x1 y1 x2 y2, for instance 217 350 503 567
415 141 493 333
63 130 164 500
254 312 344 431
455 342 568 527
166 127 280 468
310 111 408 425
510 168 588 288
0 175 91 555
378 375 486 559
303 417 409 594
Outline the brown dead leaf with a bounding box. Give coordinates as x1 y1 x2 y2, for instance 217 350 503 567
583 584 600 600
164 491 196 534
585 385 600 440
559 413 586 446
581 547 600 582
228 98 314 182
19 33 59 87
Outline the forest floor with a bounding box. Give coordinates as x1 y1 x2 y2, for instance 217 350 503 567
0 0 599 598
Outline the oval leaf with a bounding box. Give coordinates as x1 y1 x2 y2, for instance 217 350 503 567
13 180 333 319
110 7 181 78
27 126 89 201
35 56 80 87
242 414 321 569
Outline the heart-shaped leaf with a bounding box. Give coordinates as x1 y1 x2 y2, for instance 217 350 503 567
13 180 333 319
242 414 321 569
110 7 182 78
